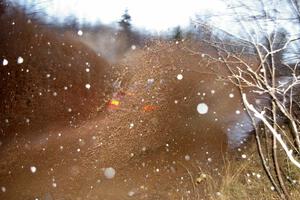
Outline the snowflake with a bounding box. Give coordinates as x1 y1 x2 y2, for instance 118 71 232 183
197 103 208 114
104 167 116 179
176 74 183 80
1 186 6 193
131 45 136 50
184 155 190 161
85 83 91 89
17 56 24 64
77 30 83 36
2 59 8 66
30 166 37 173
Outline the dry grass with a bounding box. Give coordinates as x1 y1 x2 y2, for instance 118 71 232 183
198 142 300 200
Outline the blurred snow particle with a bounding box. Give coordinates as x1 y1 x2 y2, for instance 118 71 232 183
207 158 212 162
128 190 135 197
53 92 57 96
235 110 241 115
176 74 183 80
129 123 134 129
184 154 190 161
26 118 30 123
2 59 8 66
229 93 234 98
147 78 154 84
241 154 247 159
85 83 91 89
17 56 24 64
256 173 261 179
131 45 136 50
104 167 116 179
30 166 37 173
1 186 6 193
77 30 83 36
271 186 275 191
197 103 208 114
85 68 90 72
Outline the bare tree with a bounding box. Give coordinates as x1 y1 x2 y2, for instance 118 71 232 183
194 0 300 199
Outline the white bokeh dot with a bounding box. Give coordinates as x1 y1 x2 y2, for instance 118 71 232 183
104 167 116 179
77 30 83 36
1 186 6 193
177 74 183 80
30 166 37 173
17 56 24 64
2 59 8 66
197 103 208 114
85 83 91 89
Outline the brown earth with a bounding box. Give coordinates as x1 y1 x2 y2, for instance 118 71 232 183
0 6 113 140
0 5 254 200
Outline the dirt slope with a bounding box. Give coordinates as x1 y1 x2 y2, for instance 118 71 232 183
0 5 252 200
0 39 232 199
0 6 112 140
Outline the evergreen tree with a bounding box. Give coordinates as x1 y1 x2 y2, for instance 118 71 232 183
173 26 183 40
119 9 131 32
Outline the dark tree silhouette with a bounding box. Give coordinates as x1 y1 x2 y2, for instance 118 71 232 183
119 9 131 33
173 26 183 40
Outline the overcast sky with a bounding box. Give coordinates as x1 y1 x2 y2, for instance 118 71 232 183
10 0 227 31
7 0 300 63
9 0 300 46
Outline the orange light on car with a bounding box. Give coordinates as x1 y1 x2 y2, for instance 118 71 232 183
143 105 158 112
107 99 120 110
109 99 120 106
